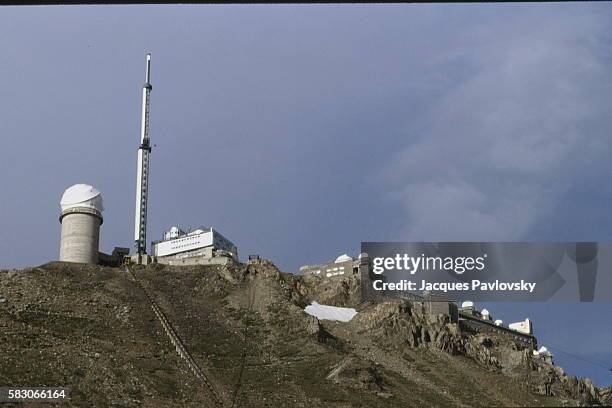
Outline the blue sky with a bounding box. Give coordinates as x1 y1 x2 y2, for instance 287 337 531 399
0 4 610 386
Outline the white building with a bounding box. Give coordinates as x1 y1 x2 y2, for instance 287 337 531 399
299 253 360 278
509 318 533 335
152 226 237 265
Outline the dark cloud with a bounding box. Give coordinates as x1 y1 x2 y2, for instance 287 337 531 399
378 6 612 241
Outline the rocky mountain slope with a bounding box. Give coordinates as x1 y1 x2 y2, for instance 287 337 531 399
0 260 610 407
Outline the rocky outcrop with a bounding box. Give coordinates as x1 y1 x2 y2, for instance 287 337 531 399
207 262 612 406
304 315 346 352
353 301 465 355
298 273 362 308
599 386 612 406
526 358 605 406
347 299 609 406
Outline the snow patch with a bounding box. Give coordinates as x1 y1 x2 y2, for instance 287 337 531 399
304 301 357 322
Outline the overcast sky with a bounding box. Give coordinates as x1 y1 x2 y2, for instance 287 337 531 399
0 4 611 386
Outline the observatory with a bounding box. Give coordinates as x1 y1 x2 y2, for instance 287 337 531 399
152 226 238 266
55 54 238 267
299 253 360 277
59 184 104 264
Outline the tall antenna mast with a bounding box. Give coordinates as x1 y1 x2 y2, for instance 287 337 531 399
134 53 153 255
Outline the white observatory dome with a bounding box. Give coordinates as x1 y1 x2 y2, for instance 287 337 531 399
537 346 552 356
481 309 490 316
335 254 353 263
461 301 474 309
60 184 104 213
494 319 503 326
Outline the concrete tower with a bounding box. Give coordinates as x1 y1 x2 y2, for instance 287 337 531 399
59 184 104 264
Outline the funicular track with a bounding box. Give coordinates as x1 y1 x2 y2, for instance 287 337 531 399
124 266 226 407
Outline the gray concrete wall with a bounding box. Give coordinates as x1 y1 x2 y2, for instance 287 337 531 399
426 301 459 323
156 256 231 266
156 247 233 266
99 247 130 267
459 311 536 347
59 209 101 264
